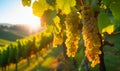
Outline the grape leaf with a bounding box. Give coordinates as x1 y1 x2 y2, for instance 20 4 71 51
110 1 120 23
56 0 76 14
102 25 114 34
32 0 49 17
102 0 120 6
98 11 115 34
41 10 56 27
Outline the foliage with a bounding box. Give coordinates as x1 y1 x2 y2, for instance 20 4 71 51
0 28 53 68
56 0 76 14
21 0 120 69
98 11 114 34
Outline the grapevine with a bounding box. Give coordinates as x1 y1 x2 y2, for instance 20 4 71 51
0 28 53 69
11 0 119 70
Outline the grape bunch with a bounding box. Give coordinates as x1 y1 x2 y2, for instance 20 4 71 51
53 16 64 47
65 11 81 57
53 31 64 47
81 5 102 67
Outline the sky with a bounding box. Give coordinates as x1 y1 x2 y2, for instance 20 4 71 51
0 0 40 28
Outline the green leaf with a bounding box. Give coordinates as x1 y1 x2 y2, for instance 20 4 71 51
32 0 49 17
98 11 115 34
102 0 120 6
41 10 56 27
110 1 120 23
56 0 76 14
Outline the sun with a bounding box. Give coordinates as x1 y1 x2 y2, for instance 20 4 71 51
22 7 41 31
27 18 41 33
29 21 41 31
22 15 41 33
15 7 41 33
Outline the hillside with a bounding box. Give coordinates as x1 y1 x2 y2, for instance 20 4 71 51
0 27 29 46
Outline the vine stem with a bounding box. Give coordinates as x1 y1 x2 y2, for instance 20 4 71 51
97 0 106 70
103 40 114 47
99 48 106 71
98 33 106 71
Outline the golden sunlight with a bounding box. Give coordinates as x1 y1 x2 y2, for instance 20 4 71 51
13 7 41 32
0 0 41 33
28 18 41 32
